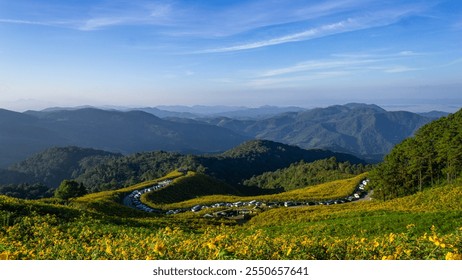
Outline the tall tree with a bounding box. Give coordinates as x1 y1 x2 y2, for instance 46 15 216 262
54 180 87 200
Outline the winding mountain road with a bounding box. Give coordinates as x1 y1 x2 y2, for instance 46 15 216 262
121 177 372 218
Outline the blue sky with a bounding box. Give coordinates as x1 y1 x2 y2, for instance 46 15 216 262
0 0 461 112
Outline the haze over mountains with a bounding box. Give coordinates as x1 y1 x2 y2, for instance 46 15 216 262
0 108 248 167
0 103 448 167
203 103 441 162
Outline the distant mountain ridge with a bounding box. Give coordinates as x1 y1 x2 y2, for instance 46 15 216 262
136 105 305 120
202 103 440 162
0 108 249 167
0 103 449 166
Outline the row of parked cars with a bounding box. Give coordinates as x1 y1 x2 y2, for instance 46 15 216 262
129 178 371 218
175 178 371 218
192 200 264 212
127 180 173 213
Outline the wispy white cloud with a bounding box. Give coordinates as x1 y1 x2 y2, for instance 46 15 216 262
383 66 421 73
0 0 432 42
201 0 368 37
0 18 58 27
331 50 427 61
0 1 179 31
74 0 366 34
200 4 431 53
247 51 424 88
259 58 380 77
79 17 127 31
76 1 178 31
248 71 350 88
438 58 462 68
202 18 362 53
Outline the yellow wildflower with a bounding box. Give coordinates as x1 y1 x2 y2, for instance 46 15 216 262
0 252 9 260
153 242 166 256
445 252 462 260
389 233 396 243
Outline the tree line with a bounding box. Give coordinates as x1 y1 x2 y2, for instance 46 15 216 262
243 157 370 191
370 109 462 200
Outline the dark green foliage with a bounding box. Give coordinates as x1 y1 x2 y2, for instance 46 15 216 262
7 146 120 188
0 183 54 199
144 173 241 205
198 140 364 186
0 140 364 198
243 157 370 190
76 152 201 192
370 109 462 200
77 140 362 193
0 146 119 199
54 180 87 200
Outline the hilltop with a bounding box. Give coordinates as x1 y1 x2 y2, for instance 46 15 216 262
0 140 364 199
197 140 364 187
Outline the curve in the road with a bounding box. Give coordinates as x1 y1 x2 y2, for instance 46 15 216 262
122 178 372 217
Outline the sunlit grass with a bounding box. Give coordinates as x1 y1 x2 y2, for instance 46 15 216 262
144 173 366 210
1 172 461 260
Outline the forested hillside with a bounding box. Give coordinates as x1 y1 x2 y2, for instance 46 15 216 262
8 146 120 187
198 140 364 187
0 140 363 198
0 147 120 198
243 157 370 191
370 108 462 200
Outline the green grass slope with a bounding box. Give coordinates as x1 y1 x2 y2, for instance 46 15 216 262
152 173 366 210
142 172 241 208
249 180 462 237
1 173 460 260
71 170 185 217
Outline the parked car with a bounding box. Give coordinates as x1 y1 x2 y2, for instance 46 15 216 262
284 201 295 207
191 205 203 212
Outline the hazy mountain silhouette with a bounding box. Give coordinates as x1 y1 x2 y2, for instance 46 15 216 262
0 108 249 167
203 103 437 162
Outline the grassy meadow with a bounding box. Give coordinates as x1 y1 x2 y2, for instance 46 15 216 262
0 171 461 260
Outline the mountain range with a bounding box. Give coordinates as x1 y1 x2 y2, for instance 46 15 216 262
201 103 442 162
0 103 448 167
0 108 248 167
